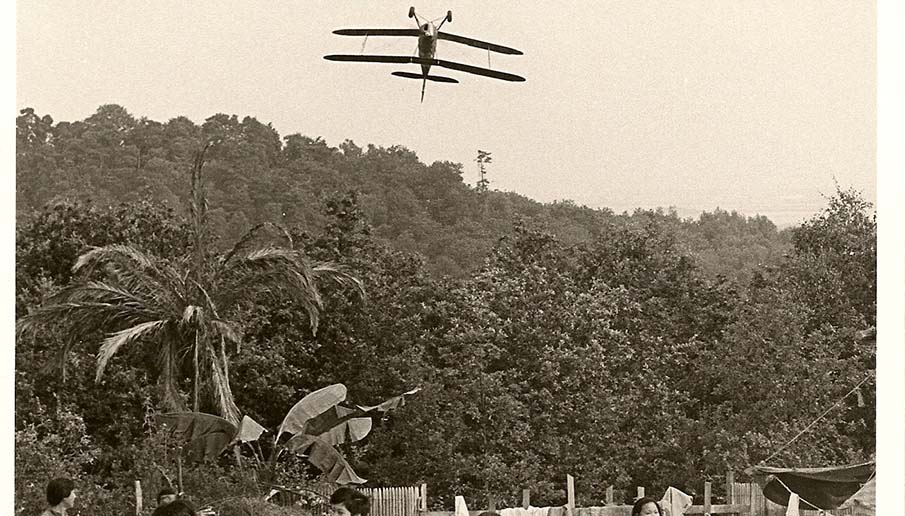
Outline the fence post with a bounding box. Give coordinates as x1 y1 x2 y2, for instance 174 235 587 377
523 489 531 509
704 482 712 516
748 482 755 516
489 494 497 512
637 487 645 500
135 480 143 515
606 486 614 506
420 483 428 512
566 475 575 516
725 471 734 504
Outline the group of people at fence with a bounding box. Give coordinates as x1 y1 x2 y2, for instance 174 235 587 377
37 477 213 516
38 477 669 516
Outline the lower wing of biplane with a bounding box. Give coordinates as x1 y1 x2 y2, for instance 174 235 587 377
323 54 526 82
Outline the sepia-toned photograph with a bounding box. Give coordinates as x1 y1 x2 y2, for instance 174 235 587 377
12 2 898 516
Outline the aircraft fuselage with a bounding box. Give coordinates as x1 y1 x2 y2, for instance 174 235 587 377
417 22 438 76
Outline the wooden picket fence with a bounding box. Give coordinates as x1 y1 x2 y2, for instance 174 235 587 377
361 486 423 516
268 482 423 516
267 479 857 516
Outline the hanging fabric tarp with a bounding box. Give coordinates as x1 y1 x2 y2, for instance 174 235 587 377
838 475 875 515
746 461 874 510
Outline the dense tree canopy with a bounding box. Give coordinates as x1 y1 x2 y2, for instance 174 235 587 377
16 105 791 279
15 106 875 516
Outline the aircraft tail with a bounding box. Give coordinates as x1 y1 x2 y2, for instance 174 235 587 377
391 71 459 83
390 71 458 103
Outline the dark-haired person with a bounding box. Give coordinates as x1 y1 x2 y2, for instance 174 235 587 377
152 499 197 516
157 487 178 507
329 487 371 516
632 497 663 516
42 478 77 516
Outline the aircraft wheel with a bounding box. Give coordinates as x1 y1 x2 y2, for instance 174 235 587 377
446 10 452 22
408 6 415 18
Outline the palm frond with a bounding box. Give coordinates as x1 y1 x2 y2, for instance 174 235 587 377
312 262 367 302
243 247 301 264
17 293 159 382
207 345 241 424
45 281 166 316
214 247 325 332
182 305 204 326
210 320 243 353
18 301 162 344
74 244 157 273
221 266 323 333
96 320 168 382
219 222 295 270
50 280 145 303
71 245 185 311
158 333 187 412
191 279 221 319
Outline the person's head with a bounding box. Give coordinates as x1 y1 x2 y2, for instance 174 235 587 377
631 498 662 516
46 478 76 508
152 499 196 516
478 512 501 516
157 487 177 506
329 487 370 516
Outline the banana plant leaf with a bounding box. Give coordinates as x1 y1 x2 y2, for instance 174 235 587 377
281 386 420 483
236 415 267 443
277 383 347 441
286 434 367 485
303 387 421 441
157 412 238 462
304 405 372 445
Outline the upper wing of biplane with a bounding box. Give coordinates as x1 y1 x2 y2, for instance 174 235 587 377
323 54 525 82
438 32 523 55
331 28 523 55
333 28 421 37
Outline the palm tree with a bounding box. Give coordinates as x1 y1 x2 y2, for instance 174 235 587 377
16 144 363 423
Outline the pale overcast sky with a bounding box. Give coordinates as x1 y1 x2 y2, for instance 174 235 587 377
16 1 876 226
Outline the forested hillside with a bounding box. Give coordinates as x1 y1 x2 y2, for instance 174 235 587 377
15 106 875 516
16 105 790 281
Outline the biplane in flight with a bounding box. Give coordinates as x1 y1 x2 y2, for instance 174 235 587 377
324 6 525 102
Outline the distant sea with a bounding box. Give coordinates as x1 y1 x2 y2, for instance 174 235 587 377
574 184 877 229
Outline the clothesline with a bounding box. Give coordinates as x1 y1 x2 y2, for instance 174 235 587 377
760 372 874 465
